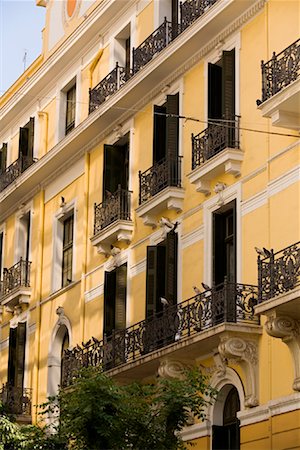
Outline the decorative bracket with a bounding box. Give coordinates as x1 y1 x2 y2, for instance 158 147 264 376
265 314 300 391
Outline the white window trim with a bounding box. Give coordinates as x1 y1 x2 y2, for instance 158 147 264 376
51 199 77 293
14 201 33 264
109 16 135 72
56 71 80 143
204 32 241 122
203 182 242 286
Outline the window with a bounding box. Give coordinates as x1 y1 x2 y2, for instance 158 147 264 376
104 263 127 337
155 0 179 39
103 133 129 199
17 211 31 262
0 143 7 173
146 230 177 318
62 214 74 288
114 24 131 79
7 323 26 389
60 328 69 383
153 93 179 164
19 118 34 167
212 386 240 450
65 84 76 135
213 200 236 285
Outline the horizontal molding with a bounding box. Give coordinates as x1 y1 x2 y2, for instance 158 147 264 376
28 323 37 335
181 421 211 441
268 164 300 198
0 338 8 351
130 258 146 277
241 190 267 216
45 157 85 202
182 225 204 249
238 392 300 427
84 284 104 303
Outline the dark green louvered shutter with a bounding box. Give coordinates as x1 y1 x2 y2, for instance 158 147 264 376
222 49 235 119
213 211 226 287
104 270 116 337
15 323 26 388
27 117 35 158
115 264 127 330
208 62 222 120
146 246 158 318
153 104 167 163
0 143 7 173
165 230 178 306
7 327 17 386
166 93 179 159
19 127 29 158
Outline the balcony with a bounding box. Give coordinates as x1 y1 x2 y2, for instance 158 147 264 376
62 281 260 388
180 0 218 32
1 384 32 423
0 155 37 193
0 258 31 308
136 156 184 226
188 116 242 195
90 186 133 255
258 38 300 129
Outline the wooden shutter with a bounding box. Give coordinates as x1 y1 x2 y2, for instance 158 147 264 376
222 49 235 119
166 93 179 159
7 327 17 386
115 264 127 330
125 37 131 78
146 246 158 318
103 144 127 197
165 230 178 306
25 212 31 262
0 232 3 277
171 0 179 38
104 270 116 336
15 323 26 388
0 143 7 173
213 211 226 286
208 62 222 120
153 104 167 163
19 127 29 158
27 117 35 158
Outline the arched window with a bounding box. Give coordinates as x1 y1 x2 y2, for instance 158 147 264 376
60 329 69 383
212 386 240 450
48 324 70 398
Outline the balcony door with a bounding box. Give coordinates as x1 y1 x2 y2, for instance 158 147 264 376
7 323 26 390
212 386 240 450
104 263 127 337
0 143 7 174
153 93 179 164
19 117 34 163
103 134 129 200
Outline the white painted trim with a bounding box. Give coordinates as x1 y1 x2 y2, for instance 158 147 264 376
44 157 84 202
136 0 151 16
268 164 300 197
241 190 267 216
84 284 104 303
181 225 204 249
129 258 146 277
203 182 242 285
0 337 9 351
181 421 211 441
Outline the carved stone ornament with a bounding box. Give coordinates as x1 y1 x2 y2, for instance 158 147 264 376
218 337 259 407
265 314 300 391
56 306 65 325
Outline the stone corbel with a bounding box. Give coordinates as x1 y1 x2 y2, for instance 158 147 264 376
218 337 259 407
265 314 300 391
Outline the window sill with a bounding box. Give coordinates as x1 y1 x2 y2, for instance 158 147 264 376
90 219 134 256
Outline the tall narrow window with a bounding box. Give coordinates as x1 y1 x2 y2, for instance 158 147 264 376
103 133 129 199
62 214 74 287
7 323 26 389
0 143 7 173
213 200 236 286
104 263 127 337
153 93 179 164
18 211 31 262
19 118 34 167
146 230 178 318
212 386 240 450
65 84 76 135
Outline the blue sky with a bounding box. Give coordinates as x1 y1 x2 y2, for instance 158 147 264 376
0 0 46 95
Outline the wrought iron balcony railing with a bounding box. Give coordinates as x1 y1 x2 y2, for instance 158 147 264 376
0 155 37 193
261 38 300 103
191 116 240 170
61 281 258 387
94 186 132 235
180 0 218 32
0 258 31 300
138 155 182 205
1 384 32 417
132 18 173 74
258 241 300 303
89 63 129 113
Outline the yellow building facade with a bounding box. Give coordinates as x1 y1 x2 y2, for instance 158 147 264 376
0 0 299 448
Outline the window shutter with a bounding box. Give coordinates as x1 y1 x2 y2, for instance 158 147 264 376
213 212 226 286
27 117 35 158
115 264 127 330
19 127 29 158
171 0 179 39
208 62 222 120
104 270 116 336
7 327 17 386
0 143 7 173
166 93 179 159
103 144 127 197
222 49 235 119
165 230 178 306
153 104 167 163
15 323 26 388
146 246 158 318
0 232 3 277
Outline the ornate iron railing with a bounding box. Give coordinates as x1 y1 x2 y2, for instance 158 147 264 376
261 38 300 102
1 384 32 416
191 116 240 170
180 0 218 32
138 155 182 205
89 63 128 113
0 258 31 300
258 241 300 303
0 155 37 193
133 18 173 74
62 282 258 387
94 187 132 234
